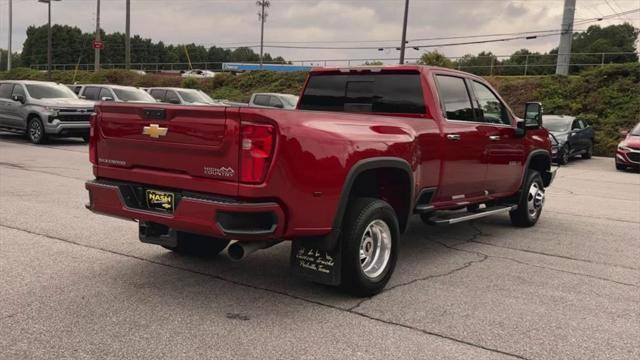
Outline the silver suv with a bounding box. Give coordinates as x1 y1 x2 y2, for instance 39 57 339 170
69 84 155 103
0 80 95 144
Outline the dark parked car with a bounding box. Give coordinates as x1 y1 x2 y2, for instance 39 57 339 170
544 115 594 164
616 122 640 171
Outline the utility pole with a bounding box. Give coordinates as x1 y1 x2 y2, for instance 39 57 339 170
125 0 131 69
399 0 409 64
555 0 576 75
37 1 60 77
7 0 12 71
257 0 270 69
95 0 101 72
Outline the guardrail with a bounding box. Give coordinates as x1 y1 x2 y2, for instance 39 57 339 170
29 52 638 76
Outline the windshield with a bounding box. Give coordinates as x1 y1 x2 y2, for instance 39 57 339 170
26 84 77 100
177 89 213 104
631 123 640 136
113 88 155 102
543 117 572 132
281 94 299 107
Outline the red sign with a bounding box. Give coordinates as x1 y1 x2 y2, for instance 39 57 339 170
93 40 104 49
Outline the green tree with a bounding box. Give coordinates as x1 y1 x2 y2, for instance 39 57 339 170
417 51 454 68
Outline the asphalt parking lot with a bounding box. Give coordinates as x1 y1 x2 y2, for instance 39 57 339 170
1 134 638 360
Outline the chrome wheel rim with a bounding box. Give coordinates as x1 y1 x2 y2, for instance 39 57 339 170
359 219 392 279
527 182 545 219
562 149 569 164
30 120 42 142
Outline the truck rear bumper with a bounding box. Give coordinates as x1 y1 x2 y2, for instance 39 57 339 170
85 179 285 241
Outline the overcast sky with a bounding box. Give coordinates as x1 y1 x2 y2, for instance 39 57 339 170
0 0 638 65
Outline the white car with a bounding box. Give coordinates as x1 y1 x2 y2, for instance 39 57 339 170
71 84 156 103
249 93 299 109
181 70 216 78
146 87 225 106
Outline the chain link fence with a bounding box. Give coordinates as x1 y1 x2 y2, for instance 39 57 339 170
29 52 638 76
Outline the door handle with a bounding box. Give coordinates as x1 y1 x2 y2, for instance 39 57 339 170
488 135 501 141
446 134 461 141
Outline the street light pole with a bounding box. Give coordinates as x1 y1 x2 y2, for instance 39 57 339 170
399 0 409 64
125 0 130 69
47 0 52 77
257 0 270 69
95 0 101 72
7 0 12 71
38 0 60 78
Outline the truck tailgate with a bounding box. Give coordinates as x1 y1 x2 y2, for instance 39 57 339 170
94 103 240 196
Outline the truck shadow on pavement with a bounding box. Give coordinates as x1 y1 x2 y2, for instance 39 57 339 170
133 219 495 309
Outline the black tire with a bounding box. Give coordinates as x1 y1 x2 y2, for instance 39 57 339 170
509 170 545 228
162 231 230 256
467 203 481 212
558 146 569 165
340 197 399 297
28 117 47 144
582 142 593 159
615 162 626 171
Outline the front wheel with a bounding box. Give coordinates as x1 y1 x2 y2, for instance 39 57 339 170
558 146 569 165
615 162 626 171
340 198 399 297
510 170 545 227
28 117 47 144
582 142 593 159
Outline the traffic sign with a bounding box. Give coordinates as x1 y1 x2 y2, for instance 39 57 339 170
93 40 104 49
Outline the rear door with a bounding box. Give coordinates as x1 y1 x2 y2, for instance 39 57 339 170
96 103 240 194
433 74 488 202
0 83 18 128
469 80 524 195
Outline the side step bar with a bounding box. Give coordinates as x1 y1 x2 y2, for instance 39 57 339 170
425 205 517 226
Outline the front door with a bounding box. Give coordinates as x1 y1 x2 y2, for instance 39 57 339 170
469 80 524 195
432 74 488 203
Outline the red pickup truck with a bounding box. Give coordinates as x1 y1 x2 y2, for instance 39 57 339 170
86 65 556 296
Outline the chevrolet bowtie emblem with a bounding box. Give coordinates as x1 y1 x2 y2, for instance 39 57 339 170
143 124 168 138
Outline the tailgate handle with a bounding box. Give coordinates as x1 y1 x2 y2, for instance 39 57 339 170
143 108 167 120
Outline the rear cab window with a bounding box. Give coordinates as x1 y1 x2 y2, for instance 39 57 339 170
299 72 425 114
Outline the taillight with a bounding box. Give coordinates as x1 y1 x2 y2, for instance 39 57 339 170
89 112 97 165
240 122 275 183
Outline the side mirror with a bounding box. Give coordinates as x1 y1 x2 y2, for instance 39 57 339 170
101 97 114 102
79 95 87 99
620 130 629 137
12 95 25 104
523 102 543 129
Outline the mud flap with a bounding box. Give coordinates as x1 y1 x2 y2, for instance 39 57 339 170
139 221 178 248
290 233 342 286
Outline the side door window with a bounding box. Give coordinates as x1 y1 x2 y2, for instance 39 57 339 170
471 81 511 125
11 84 26 99
253 95 270 106
571 119 581 130
149 89 166 102
99 87 113 100
434 75 475 122
165 91 181 104
0 83 14 99
269 96 284 108
83 87 101 101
